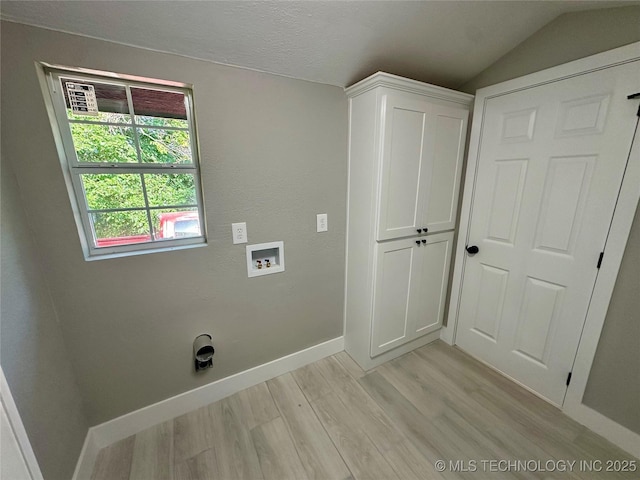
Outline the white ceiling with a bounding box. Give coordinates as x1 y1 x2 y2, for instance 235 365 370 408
1 1 636 89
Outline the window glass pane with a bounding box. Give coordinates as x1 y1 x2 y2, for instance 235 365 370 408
62 78 130 123
138 128 192 164
131 87 188 128
71 124 138 163
151 208 200 240
136 116 189 129
91 210 151 247
144 174 196 207
82 174 145 210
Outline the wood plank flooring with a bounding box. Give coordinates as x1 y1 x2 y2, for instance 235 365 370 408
92 341 638 480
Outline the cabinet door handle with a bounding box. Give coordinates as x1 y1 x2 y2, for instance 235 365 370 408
416 229 422 234
415 241 421 246
422 239 427 244
422 228 428 233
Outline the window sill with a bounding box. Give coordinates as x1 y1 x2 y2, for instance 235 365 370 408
84 240 207 261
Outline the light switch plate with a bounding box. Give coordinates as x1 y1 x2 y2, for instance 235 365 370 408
316 214 328 232
232 222 247 244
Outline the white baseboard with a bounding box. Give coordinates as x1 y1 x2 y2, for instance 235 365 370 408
73 336 344 479
564 403 640 460
351 330 442 371
72 431 100 480
439 324 455 345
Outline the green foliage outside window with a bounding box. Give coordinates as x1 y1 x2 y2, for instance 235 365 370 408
71 112 196 239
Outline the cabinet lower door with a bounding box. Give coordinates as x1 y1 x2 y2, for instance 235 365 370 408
412 232 454 337
371 232 454 357
371 238 421 357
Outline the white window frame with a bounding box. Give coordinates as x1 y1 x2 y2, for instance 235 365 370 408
41 65 207 260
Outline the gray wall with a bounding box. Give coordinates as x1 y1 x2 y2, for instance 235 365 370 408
460 5 640 93
1 21 348 425
584 207 640 435
460 6 640 434
1 158 90 480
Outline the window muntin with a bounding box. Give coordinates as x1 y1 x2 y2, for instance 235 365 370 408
46 68 206 259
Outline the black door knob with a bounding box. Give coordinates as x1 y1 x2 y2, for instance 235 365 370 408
416 229 422 234
466 245 479 255
422 239 427 244
415 241 421 246
422 228 428 233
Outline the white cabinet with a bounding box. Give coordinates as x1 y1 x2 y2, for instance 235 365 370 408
344 72 472 370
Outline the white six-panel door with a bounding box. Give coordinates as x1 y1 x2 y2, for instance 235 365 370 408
456 61 639 405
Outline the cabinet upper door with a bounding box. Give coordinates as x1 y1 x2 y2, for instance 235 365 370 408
422 105 468 233
377 93 431 241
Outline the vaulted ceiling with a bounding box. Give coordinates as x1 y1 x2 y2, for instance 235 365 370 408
1 1 636 89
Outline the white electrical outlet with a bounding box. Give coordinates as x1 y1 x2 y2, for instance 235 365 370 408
316 213 328 232
232 222 248 244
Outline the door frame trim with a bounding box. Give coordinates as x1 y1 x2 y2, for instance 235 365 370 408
0 367 44 480
443 41 640 457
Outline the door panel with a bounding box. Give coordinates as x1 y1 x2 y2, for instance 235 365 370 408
486 159 528 244
555 94 610 137
512 277 565 366
470 264 509 341
533 155 595 255
501 108 537 142
424 106 468 233
371 239 418 356
377 94 430 240
456 61 639 405
412 232 454 335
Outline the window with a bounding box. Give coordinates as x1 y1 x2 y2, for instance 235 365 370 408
43 67 206 259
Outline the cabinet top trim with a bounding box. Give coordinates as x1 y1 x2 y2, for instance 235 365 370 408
345 72 474 105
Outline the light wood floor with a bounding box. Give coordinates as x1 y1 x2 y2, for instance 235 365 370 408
92 341 638 480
